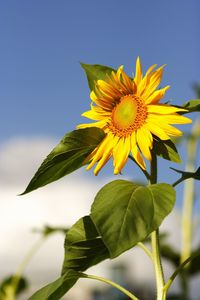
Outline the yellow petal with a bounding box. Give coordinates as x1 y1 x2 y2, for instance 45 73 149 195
145 121 170 140
145 86 170 104
137 75 148 96
94 153 112 175
146 64 157 76
77 119 108 129
90 91 98 102
147 104 188 114
149 113 192 125
134 56 143 85
82 108 110 121
117 65 124 79
121 69 135 93
131 132 146 169
142 66 164 98
97 80 120 97
157 123 183 137
113 137 131 174
136 127 152 160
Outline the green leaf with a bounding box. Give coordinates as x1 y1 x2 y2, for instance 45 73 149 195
91 180 175 258
21 128 105 195
181 99 200 114
28 270 79 300
81 63 116 91
153 138 181 163
62 215 109 274
29 216 109 300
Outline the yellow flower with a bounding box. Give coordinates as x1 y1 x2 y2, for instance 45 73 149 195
78 57 191 175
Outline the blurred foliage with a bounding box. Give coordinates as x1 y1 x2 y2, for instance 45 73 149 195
0 275 28 300
33 225 69 237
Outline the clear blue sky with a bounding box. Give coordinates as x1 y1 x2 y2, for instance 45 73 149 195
0 0 199 140
0 0 199 184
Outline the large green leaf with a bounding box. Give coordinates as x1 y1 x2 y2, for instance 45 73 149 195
181 99 200 114
21 127 105 195
81 63 116 91
153 138 181 163
91 180 176 258
28 270 79 300
62 215 109 274
29 216 109 300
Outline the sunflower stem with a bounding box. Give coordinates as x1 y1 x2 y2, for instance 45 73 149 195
137 242 153 261
150 153 165 300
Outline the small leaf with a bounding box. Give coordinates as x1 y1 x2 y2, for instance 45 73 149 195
21 128 105 194
153 138 181 163
91 180 175 258
181 99 200 114
28 270 79 300
81 63 116 91
62 215 109 275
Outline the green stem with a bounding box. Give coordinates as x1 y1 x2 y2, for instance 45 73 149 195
11 236 46 296
82 273 139 300
163 250 200 296
137 242 153 261
151 230 165 300
150 153 165 300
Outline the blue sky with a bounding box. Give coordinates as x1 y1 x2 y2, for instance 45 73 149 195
0 0 199 183
0 1 199 139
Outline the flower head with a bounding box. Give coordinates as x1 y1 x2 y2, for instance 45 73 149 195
78 57 191 175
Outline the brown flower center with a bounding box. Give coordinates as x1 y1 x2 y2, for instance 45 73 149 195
109 95 147 137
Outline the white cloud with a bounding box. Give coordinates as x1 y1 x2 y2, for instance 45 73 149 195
0 137 199 300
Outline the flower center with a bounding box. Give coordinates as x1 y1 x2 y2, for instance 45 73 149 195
109 95 147 137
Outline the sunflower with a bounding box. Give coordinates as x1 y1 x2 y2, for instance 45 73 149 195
78 57 191 175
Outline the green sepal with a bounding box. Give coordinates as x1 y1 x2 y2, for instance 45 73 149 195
91 180 176 258
21 128 105 195
81 63 116 91
153 138 181 163
181 99 200 114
